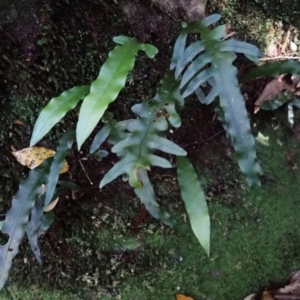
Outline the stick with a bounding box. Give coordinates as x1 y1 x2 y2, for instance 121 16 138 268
78 159 93 185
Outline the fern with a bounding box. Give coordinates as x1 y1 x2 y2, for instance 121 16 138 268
30 36 158 149
0 159 52 289
100 72 187 189
172 14 263 186
76 36 158 149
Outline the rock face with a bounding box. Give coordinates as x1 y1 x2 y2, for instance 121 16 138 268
0 0 38 58
0 0 17 24
121 0 206 41
154 0 206 23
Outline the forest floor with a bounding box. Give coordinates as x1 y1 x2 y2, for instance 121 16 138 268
1 0 300 299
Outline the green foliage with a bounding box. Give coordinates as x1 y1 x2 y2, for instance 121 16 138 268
7 12 300 290
242 60 300 81
44 126 75 206
177 157 210 255
30 86 89 147
100 72 186 189
30 36 157 149
76 36 158 149
171 15 263 187
0 159 52 290
0 128 75 289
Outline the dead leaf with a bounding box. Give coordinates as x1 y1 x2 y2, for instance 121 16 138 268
275 271 300 296
13 119 27 126
262 291 275 300
43 197 59 212
176 294 194 300
11 146 69 174
254 75 295 113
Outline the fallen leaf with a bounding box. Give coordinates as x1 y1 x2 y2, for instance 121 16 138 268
13 119 27 126
43 197 59 212
11 146 69 174
176 294 194 300
254 75 295 113
261 291 274 300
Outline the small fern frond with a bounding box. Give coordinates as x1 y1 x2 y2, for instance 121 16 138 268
100 72 186 189
242 60 300 82
76 36 158 149
0 159 52 290
172 16 263 186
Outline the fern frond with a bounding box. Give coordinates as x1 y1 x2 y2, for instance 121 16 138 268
173 18 263 186
100 72 186 189
76 36 158 149
0 159 52 290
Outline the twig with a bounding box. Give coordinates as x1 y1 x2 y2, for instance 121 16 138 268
259 56 300 61
78 159 93 185
183 130 225 149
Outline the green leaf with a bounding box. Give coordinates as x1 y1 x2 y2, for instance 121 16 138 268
172 21 262 186
90 112 132 154
30 85 89 147
26 196 44 264
44 126 75 207
201 14 221 26
177 157 210 256
220 40 263 57
242 60 300 82
90 125 110 154
170 33 187 70
0 159 52 290
134 168 177 227
76 37 158 149
100 72 186 189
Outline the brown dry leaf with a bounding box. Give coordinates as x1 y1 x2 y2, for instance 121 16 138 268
262 291 275 300
254 76 295 113
11 146 69 174
13 119 27 126
276 270 300 296
43 197 59 212
176 294 194 300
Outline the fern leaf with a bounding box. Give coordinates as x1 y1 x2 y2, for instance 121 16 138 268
220 40 263 57
0 159 51 290
30 85 89 147
26 196 44 264
242 60 300 82
177 157 210 255
173 18 263 186
100 72 186 189
44 126 75 207
202 14 222 27
170 33 188 70
134 168 176 227
76 36 158 149
90 112 132 154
